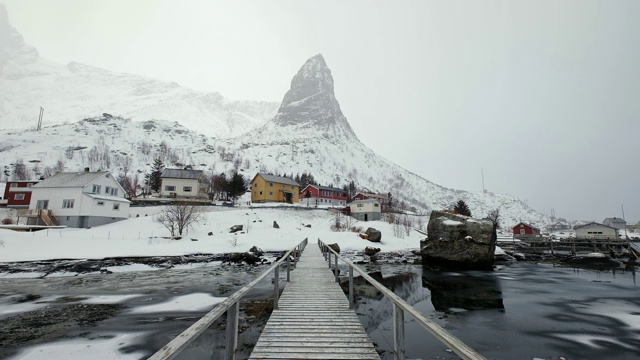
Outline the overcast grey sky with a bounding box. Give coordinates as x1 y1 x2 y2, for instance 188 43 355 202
3 0 639 223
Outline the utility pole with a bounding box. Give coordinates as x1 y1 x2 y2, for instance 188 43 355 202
37 107 44 131
622 204 628 239
481 167 486 193
291 143 297 161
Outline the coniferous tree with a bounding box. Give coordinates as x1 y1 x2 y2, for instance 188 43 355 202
453 200 472 217
226 172 248 205
149 157 164 193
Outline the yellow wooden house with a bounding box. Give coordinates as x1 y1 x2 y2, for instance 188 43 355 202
250 173 300 204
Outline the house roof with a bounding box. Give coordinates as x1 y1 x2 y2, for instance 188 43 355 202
301 184 344 193
354 192 389 200
574 222 617 230
603 217 626 224
512 222 540 231
161 169 203 180
253 173 299 187
351 199 380 204
85 193 131 203
32 171 110 188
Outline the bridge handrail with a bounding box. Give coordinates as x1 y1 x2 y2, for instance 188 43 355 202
318 239 486 360
149 238 308 360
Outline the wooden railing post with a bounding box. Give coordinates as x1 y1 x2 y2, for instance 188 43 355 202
328 250 332 268
274 266 280 310
334 254 339 282
286 256 290 282
394 303 406 360
224 302 239 360
348 267 354 309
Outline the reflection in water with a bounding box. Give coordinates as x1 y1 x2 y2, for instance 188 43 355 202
421 269 504 311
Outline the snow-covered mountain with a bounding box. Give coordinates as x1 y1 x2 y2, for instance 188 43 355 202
0 5 549 228
0 4 278 138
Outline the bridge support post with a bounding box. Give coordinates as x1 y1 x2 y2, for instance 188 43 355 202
393 303 406 360
274 266 280 310
334 254 339 282
224 302 239 360
328 251 332 268
348 267 354 309
286 256 290 282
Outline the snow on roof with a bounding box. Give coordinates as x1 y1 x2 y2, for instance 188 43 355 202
574 222 617 230
161 169 203 180
32 171 110 188
603 217 626 224
512 222 540 231
85 193 131 203
350 199 379 204
355 192 389 199
301 184 344 192
254 173 299 187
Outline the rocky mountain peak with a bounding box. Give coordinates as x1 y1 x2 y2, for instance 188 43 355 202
269 53 357 140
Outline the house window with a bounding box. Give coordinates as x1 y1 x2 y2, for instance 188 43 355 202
357 204 363 207
520 229 525 234
183 186 192 192
14 194 25 200
111 188 118 196
270 182 273 187
165 185 176 191
10 183 16 188
374 203 379 207
105 186 111 194
92 185 101 193
291 185 294 189
259 191 263 195
62 199 74 209
269 191 273 195
113 203 120 210
254 183 257 187
97 201 105 206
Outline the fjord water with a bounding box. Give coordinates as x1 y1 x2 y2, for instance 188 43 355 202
352 263 640 359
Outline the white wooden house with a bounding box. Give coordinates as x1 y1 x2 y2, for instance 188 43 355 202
349 199 381 221
160 169 204 199
574 222 618 239
27 171 130 228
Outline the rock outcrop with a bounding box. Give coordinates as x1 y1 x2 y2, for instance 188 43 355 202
420 210 496 270
365 228 382 242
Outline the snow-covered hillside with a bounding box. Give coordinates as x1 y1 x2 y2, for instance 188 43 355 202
0 4 278 138
0 53 550 228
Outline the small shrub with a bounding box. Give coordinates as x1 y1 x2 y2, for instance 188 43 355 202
2 218 14 225
350 226 363 233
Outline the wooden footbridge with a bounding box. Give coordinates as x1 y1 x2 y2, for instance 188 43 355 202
150 239 485 360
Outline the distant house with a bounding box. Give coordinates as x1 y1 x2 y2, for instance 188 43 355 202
575 222 618 239
512 222 541 237
25 171 130 228
251 173 300 204
602 217 626 231
160 169 204 199
0 180 40 208
549 222 571 231
349 199 381 221
300 184 348 207
352 192 391 210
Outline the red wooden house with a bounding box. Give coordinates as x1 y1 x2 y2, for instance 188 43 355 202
300 184 348 207
1 180 40 207
512 222 541 237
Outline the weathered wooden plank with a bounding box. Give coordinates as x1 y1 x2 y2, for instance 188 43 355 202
249 244 380 360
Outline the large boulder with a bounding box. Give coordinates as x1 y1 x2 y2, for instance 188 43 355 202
364 246 381 256
328 243 340 254
229 225 243 233
365 228 382 242
420 210 496 270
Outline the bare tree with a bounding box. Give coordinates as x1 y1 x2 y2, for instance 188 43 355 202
118 172 142 199
402 214 413 236
12 159 29 180
155 202 203 238
486 208 501 230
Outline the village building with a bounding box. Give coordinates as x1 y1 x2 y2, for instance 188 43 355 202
602 217 626 231
24 170 130 228
574 222 618 239
0 180 40 208
299 184 348 207
251 173 300 204
349 199 381 221
352 192 392 211
512 222 541 237
160 169 204 199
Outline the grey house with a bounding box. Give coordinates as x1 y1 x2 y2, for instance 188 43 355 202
603 217 626 231
349 199 381 221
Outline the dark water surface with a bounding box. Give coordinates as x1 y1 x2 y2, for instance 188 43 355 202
1 262 639 359
349 263 640 360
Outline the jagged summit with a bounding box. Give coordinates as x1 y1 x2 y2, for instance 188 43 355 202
268 54 357 140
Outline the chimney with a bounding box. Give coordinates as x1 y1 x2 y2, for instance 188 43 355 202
84 167 90 172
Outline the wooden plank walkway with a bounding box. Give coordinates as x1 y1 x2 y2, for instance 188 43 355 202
249 244 380 360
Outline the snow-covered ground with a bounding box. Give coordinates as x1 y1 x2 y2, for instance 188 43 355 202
0 205 423 263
